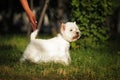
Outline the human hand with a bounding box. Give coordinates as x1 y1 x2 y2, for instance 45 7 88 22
27 11 37 31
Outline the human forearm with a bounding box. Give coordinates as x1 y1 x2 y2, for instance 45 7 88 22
19 0 37 30
19 0 32 15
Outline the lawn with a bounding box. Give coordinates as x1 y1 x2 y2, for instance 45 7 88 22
0 34 120 80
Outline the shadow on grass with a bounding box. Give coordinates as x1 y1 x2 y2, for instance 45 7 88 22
0 44 22 66
107 35 120 54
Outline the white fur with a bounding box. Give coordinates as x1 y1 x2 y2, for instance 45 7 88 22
20 22 80 65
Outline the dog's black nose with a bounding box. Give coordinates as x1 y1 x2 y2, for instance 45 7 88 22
76 32 79 35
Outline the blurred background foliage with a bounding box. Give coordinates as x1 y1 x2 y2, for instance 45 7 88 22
0 0 120 48
71 0 113 48
70 0 120 48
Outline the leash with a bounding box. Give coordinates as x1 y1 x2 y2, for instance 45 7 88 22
37 0 50 32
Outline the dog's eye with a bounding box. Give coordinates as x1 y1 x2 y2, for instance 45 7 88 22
70 29 73 31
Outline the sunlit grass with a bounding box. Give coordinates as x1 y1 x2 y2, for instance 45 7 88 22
0 34 120 80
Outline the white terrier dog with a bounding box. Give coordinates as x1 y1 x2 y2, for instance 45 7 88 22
20 22 80 65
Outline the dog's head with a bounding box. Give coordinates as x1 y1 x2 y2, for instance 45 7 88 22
60 22 81 42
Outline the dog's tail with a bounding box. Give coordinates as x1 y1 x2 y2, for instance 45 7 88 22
30 29 39 40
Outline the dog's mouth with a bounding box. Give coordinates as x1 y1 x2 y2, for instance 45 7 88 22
72 35 80 40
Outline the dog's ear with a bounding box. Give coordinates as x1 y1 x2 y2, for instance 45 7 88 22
74 21 76 24
60 23 65 31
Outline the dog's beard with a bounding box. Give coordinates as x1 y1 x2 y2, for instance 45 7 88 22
72 34 80 41
73 35 79 39
61 34 80 42
67 33 80 42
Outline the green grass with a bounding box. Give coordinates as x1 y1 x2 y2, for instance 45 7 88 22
0 34 120 80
